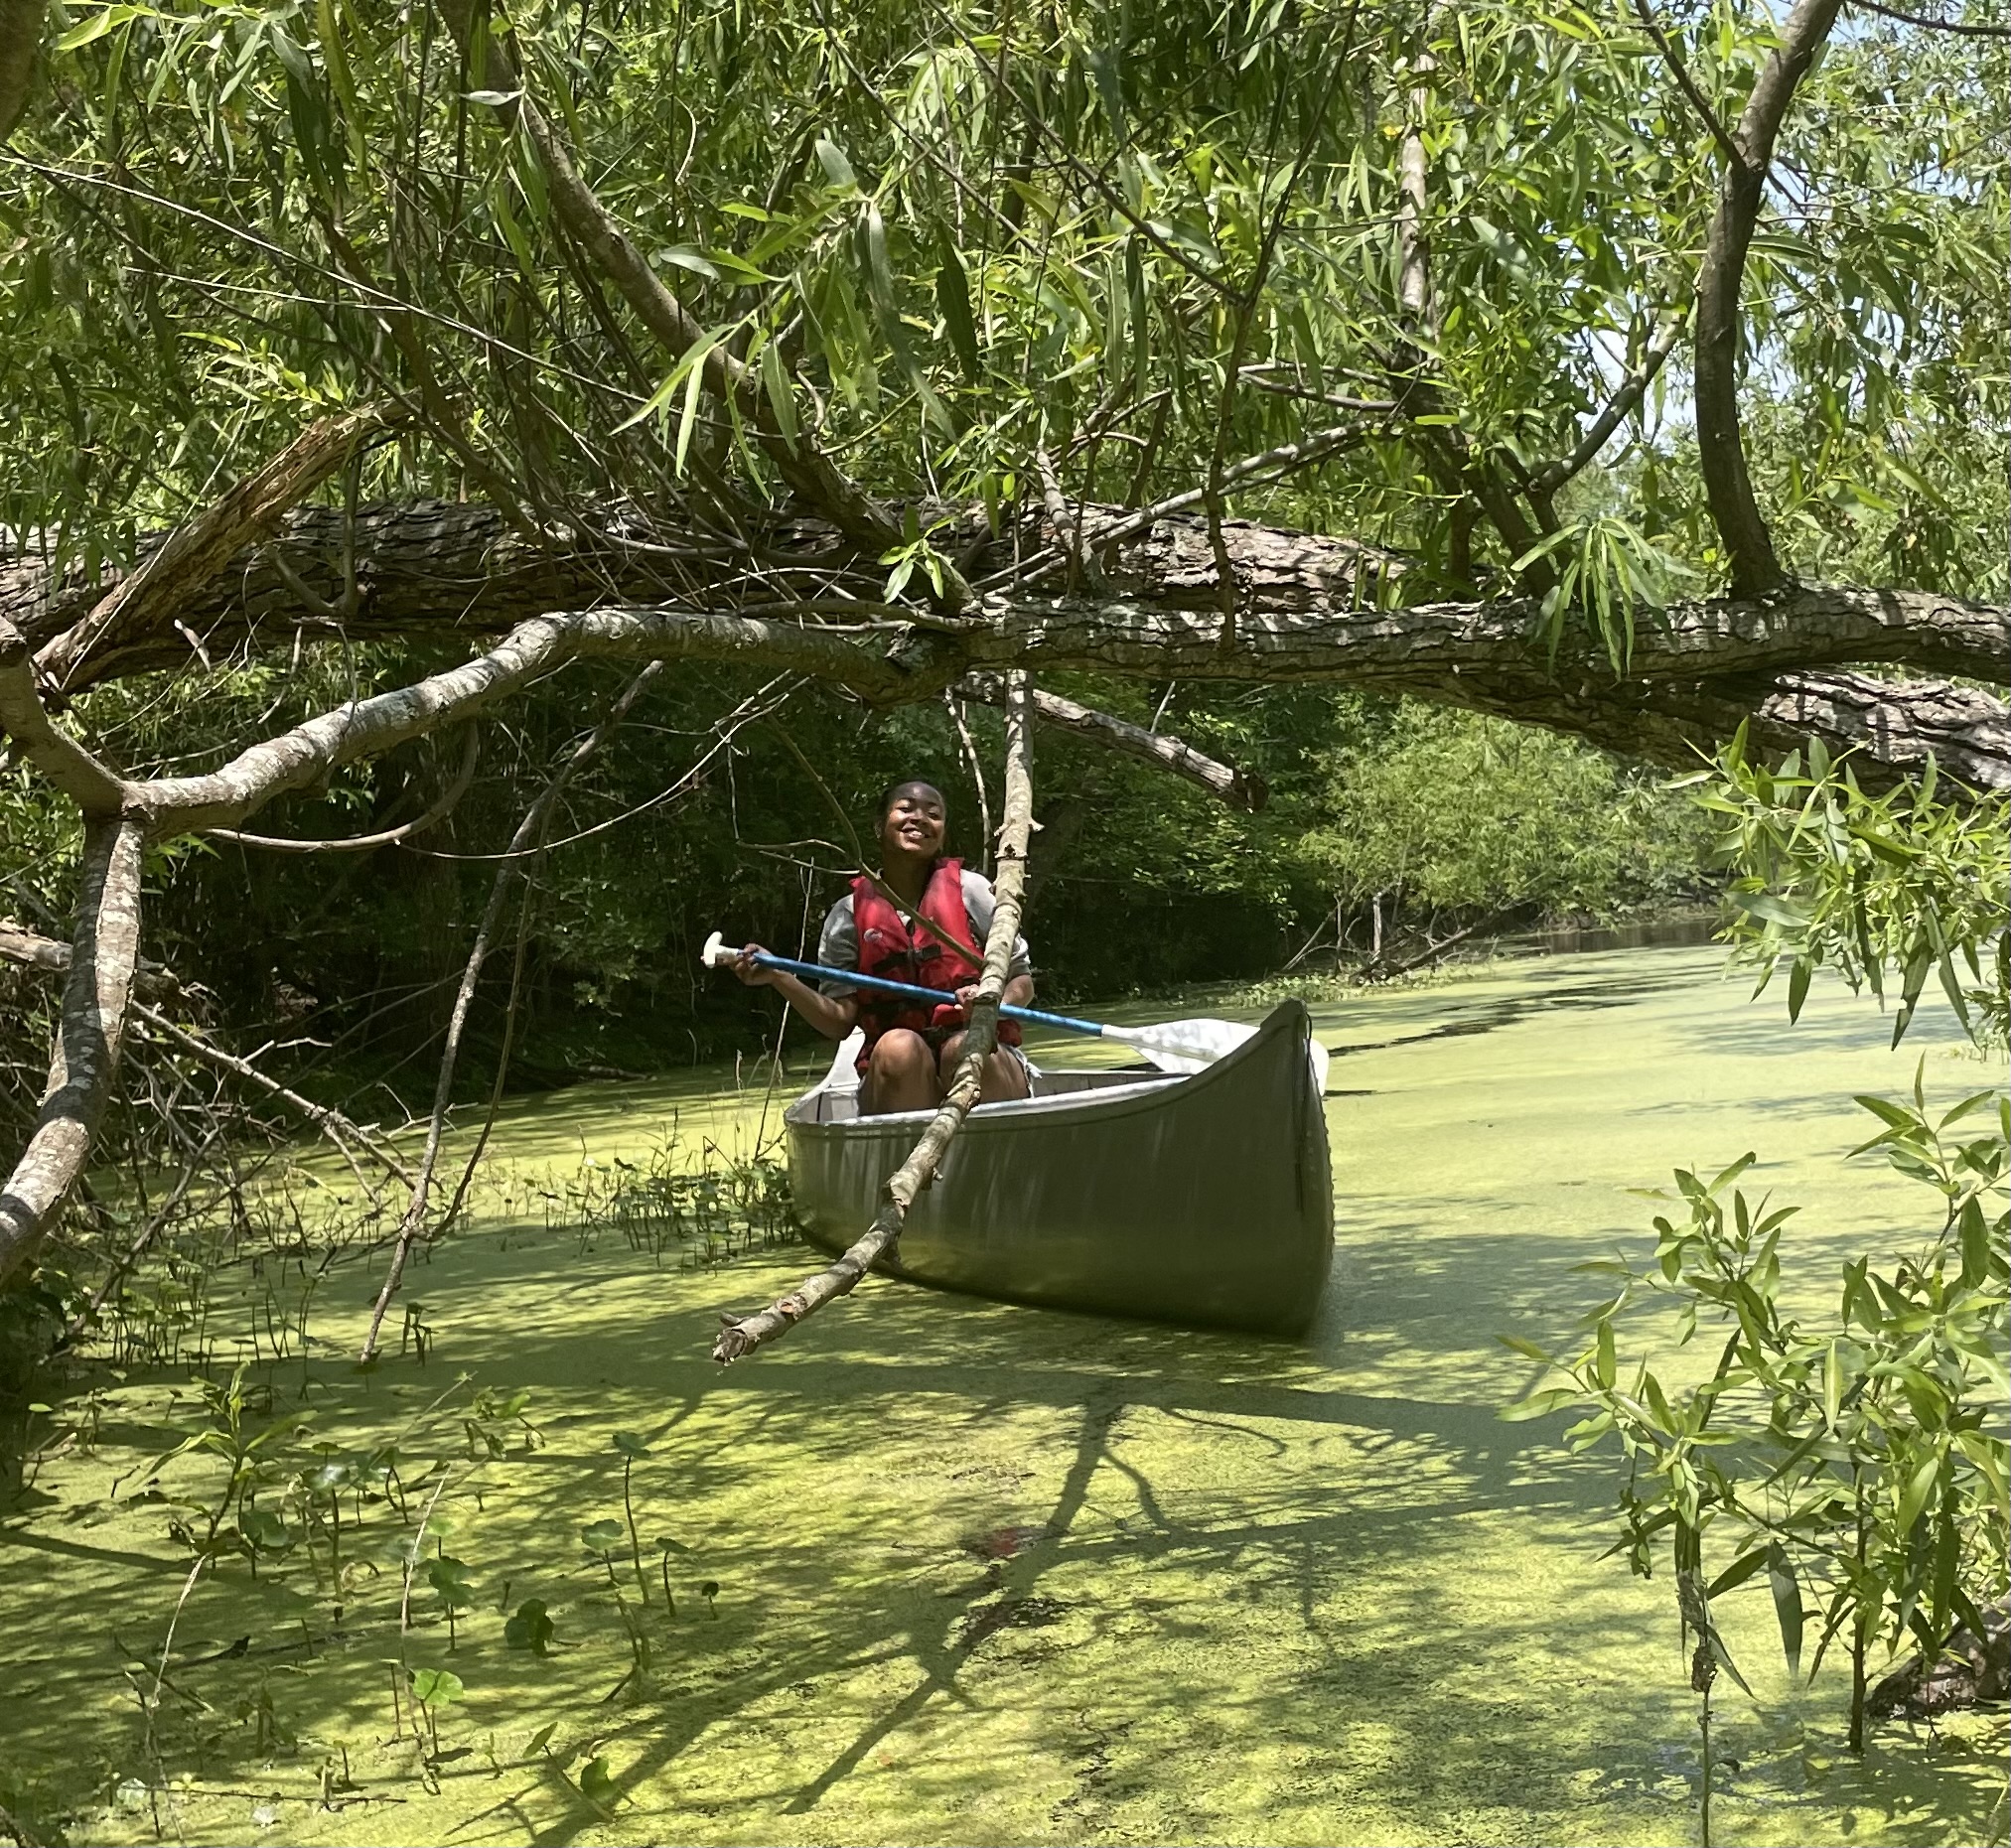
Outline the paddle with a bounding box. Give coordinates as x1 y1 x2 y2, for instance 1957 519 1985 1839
699 932 1254 1073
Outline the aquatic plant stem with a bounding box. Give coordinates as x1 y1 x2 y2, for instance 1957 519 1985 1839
621 1456 648 1608
713 672 1035 1363
1699 1677 1712 1848
147 1554 211 1770
359 664 665 1360
400 1466 455 1640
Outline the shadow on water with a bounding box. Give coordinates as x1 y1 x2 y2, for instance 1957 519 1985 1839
1323 959 1709 1060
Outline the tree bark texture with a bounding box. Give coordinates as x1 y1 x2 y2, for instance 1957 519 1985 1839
0 816 146 1289
5 498 2002 787
711 672 1036 1363
1692 0 1844 594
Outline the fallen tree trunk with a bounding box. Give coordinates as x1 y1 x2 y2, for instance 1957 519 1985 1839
6 498 1998 691
6 498 1999 787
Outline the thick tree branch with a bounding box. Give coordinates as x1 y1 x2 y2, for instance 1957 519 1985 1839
960 673 1268 811
2 920 189 1004
52 579 2007 846
0 815 146 1290
712 672 1036 1363
0 919 70 975
0 618 129 813
35 405 393 690
1693 0 1844 593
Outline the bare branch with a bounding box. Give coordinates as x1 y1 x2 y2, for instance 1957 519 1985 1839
359 661 665 1358
998 422 1391 592
0 918 70 975
58 579 2000 849
713 672 1036 1362
1630 0 1746 169
130 1003 412 1189
0 815 146 1290
1851 0 2011 35
1694 0 1845 593
961 674 1268 811
1532 304 1691 494
0 618 129 813
205 723 480 854
34 405 393 689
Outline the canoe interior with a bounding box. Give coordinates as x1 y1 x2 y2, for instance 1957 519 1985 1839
794 1062 1178 1125
784 1002 1333 1337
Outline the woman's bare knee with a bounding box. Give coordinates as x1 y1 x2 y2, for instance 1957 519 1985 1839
870 1030 933 1076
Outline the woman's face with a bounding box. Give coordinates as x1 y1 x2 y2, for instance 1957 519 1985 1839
880 784 947 862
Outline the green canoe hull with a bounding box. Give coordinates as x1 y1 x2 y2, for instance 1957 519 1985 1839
784 1000 1333 1336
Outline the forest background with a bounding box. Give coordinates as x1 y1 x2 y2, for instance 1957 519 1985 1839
7 0 2000 1119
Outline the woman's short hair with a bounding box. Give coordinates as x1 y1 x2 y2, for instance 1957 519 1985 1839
878 779 947 819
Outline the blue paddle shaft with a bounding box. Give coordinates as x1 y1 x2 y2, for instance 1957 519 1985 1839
737 947 1104 1038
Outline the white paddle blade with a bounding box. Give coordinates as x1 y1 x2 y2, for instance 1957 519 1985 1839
1108 1017 1330 1089
1104 1017 1256 1072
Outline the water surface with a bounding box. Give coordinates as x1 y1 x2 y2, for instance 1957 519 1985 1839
2 943 2000 1846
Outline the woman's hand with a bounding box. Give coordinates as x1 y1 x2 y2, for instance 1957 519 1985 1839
732 943 778 987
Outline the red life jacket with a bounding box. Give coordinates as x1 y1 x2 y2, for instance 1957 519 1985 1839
849 858 1022 1061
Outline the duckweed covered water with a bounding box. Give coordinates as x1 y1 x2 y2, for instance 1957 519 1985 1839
2 943 2003 1846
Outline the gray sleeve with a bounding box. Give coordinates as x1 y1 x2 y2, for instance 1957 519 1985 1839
960 870 1032 980
814 894 859 998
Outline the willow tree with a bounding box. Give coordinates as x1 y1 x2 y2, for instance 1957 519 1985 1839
0 0 2004 1287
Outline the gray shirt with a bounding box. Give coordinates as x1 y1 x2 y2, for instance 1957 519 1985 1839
816 870 1031 998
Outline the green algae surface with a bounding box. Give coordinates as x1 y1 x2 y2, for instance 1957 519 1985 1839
2 944 2004 1847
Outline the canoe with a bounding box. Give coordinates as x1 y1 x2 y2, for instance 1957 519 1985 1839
783 999 1333 1336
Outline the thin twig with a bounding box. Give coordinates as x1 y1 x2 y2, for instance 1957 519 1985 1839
1851 0 2011 34
206 724 481 854
1630 0 1749 171
359 664 665 1359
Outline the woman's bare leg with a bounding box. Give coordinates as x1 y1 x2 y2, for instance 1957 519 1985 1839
861 1029 940 1115
935 1032 1032 1103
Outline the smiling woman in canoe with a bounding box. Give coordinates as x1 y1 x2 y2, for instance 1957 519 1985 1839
731 780 1036 1115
